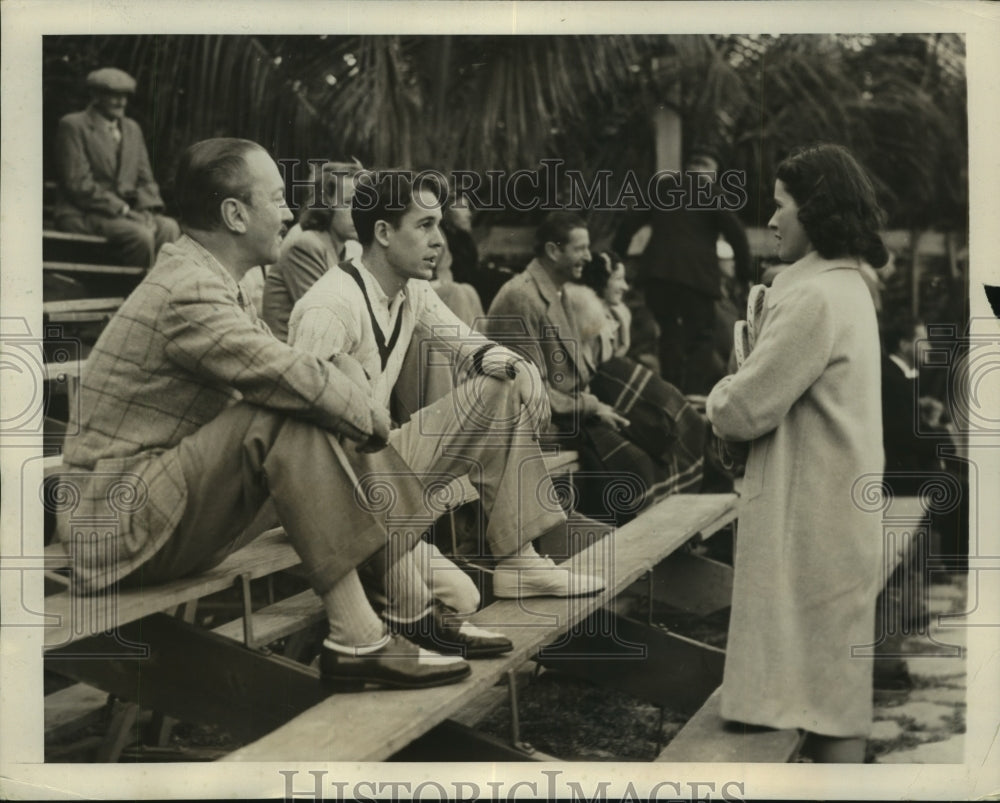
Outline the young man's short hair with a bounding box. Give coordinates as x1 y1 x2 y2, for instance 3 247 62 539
351 169 447 247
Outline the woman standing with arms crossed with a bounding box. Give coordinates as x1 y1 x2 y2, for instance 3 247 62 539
707 144 889 763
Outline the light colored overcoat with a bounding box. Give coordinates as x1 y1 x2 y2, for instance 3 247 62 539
706 251 885 737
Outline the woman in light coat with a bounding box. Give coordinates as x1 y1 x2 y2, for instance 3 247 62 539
706 144 889 763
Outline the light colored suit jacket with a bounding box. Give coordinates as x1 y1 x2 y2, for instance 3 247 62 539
56 235 376 592
54 105 165 222
485 259 601 420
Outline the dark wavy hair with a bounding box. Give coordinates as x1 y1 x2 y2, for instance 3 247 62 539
351 169 446 247
775 144 889 268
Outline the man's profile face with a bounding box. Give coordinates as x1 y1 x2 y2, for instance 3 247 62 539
550 226 591 284
383 187 444 283
241 149 294 266
93 91 129 121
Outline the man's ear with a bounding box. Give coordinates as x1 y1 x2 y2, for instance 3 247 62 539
220 198 248 234
373 219 392 248
544 241 561 262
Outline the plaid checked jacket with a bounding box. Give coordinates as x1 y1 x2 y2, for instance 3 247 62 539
57 235 377 592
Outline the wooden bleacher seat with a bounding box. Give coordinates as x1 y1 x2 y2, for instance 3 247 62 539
655 687 803 763
43 230 110 246
224 492 739 762
44 527 298 649
43 297 125 324
42 369 750 763
44 260 144 277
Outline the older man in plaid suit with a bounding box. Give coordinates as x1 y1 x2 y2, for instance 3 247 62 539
55 138 474 691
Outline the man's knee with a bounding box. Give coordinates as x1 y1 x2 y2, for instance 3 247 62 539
455 374 520 428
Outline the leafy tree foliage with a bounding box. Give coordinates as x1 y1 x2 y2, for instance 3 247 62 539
43 33 966 234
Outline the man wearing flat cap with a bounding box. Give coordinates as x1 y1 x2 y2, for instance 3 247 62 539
54 67 180 267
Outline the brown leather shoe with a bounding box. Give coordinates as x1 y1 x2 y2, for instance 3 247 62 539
319 633 471 691
389 601 513 659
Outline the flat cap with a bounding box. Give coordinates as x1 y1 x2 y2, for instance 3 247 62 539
86 67 137 94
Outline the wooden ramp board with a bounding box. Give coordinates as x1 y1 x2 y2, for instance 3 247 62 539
44 683 109 739
43 528 298 649
224 492 738 762
211 589 324 645
655 687 803 763
44 260 143 276
44 231 110 245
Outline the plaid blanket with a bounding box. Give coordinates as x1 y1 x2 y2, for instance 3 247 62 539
589 355 706 499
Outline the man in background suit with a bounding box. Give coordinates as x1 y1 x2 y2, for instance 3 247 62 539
54 67 180 268
613 150 751 394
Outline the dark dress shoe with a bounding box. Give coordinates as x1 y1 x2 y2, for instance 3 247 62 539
389 601 513 659
319 633 471 691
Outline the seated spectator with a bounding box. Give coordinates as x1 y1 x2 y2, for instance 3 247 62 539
571 251 706 499
441 194 514 310
432 203 486 328
486 212 681 523
54 67 180 268
56 138 473 691
262 161 364 341
288 170 605 616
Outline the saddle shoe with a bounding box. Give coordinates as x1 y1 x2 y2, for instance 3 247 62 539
389 601 513 659
319 632 471 691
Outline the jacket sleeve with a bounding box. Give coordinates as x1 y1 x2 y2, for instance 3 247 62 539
280 238 333 306
131 124 166 210
159 273 375 442
55 117 125 216
412 282 493 379
485 288 600 418
706 280 835 441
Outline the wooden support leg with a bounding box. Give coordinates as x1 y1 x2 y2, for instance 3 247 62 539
46 613 329 742
147 600 200 746
625 549 734 618
95 699 138 763
537 608 725 716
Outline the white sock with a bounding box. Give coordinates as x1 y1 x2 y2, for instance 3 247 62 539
322 569 386 647
383 549 434 621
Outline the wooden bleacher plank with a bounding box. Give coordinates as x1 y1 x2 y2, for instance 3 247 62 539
44 260 143 277
654 687 803 763
44 230 109 246
224 492 739 762
44 528 298 649
44 683 109 740
43 297 125 314
211 589 324 645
